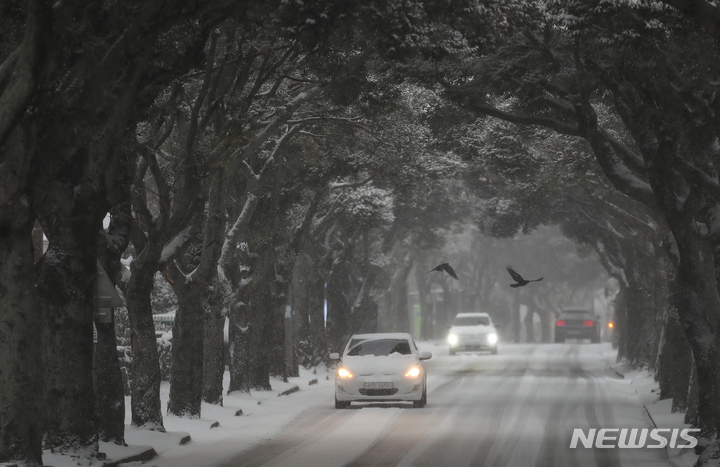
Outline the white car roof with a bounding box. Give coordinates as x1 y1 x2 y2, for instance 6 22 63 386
454 313 490 318
349 332 413 340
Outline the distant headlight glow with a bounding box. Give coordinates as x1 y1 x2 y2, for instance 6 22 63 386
488 333 498 345
337 367 353 378
405 367 421 377
447 334 458 346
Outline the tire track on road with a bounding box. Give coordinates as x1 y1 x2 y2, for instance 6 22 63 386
221 409 357 467
582 370 621 467
344 366 480 467
404 347 538 466
534 346 583 467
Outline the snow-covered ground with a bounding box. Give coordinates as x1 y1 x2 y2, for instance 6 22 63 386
42 341 699 467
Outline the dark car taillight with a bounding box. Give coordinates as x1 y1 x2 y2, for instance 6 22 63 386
583 320 595 326
556 320 566 326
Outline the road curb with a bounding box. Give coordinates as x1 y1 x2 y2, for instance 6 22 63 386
643 404 669 460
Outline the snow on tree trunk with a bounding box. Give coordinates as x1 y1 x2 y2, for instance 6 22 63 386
0 207 44 466
125 263 165 430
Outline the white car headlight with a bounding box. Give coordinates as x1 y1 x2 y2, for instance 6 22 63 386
405 367 421 377
447 334 458 346
488 333 498 345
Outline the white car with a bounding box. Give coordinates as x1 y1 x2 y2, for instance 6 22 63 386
447 312 499 355
329 332 432 409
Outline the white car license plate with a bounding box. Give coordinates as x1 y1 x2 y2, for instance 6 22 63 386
364 382 392 389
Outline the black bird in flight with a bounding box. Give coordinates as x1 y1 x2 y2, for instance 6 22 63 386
428 263 459 280
506 266 543 288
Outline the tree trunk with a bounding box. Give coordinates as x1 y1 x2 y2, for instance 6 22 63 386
167 283 205 417
94 316 125 444
0 206 45 466
227 299 251 394
40 240 98 452
385 258 413 332
509 294 521 343
524 306 535 343
248 280 273 391
657 308 693 412
203 285 225 405
125 260 165 429
622 281 654 366
291 255 328 368
414 263 435 340
537 307 552 343
327 260 351 348
668 223 720 436
615 287 629 361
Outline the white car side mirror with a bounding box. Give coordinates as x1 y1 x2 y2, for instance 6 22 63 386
329 352 340 360
419 351 432 360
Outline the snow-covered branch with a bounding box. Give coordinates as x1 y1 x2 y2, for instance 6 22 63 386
159 224 195 266
331 177 373 190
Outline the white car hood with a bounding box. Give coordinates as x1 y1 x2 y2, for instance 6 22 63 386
341 355 419 376
450 325 495 335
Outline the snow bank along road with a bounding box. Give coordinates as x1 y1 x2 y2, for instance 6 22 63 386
215 343 675 467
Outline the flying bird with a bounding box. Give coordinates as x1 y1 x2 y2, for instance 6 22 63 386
428 263 459 280
506 266 543 288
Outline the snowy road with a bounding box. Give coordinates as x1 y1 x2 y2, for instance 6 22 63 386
215 344 676 467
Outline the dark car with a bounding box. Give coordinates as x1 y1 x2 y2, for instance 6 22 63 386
554 308 600 343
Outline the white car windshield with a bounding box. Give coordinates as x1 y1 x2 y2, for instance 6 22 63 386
346 339 412 356
453 316 490 326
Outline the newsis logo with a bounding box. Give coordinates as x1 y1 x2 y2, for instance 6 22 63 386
570 428 701 449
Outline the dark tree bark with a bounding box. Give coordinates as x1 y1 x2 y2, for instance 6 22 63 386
94 315 125 444
247 278 274 391
95 191 132 445
166 283 206 416
166 171 226 417
227 299 251 393
0 202 44 466
657 308 694 412
125 255 165 429
203 283 226 405
291 254 328 368
39 204 103 452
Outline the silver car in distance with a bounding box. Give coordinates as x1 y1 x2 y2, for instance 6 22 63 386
329 332 432 409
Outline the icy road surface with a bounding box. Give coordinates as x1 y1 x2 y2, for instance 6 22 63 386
215 343 681 467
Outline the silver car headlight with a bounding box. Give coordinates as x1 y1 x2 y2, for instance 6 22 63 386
487 333 498 345
448 333 458 346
